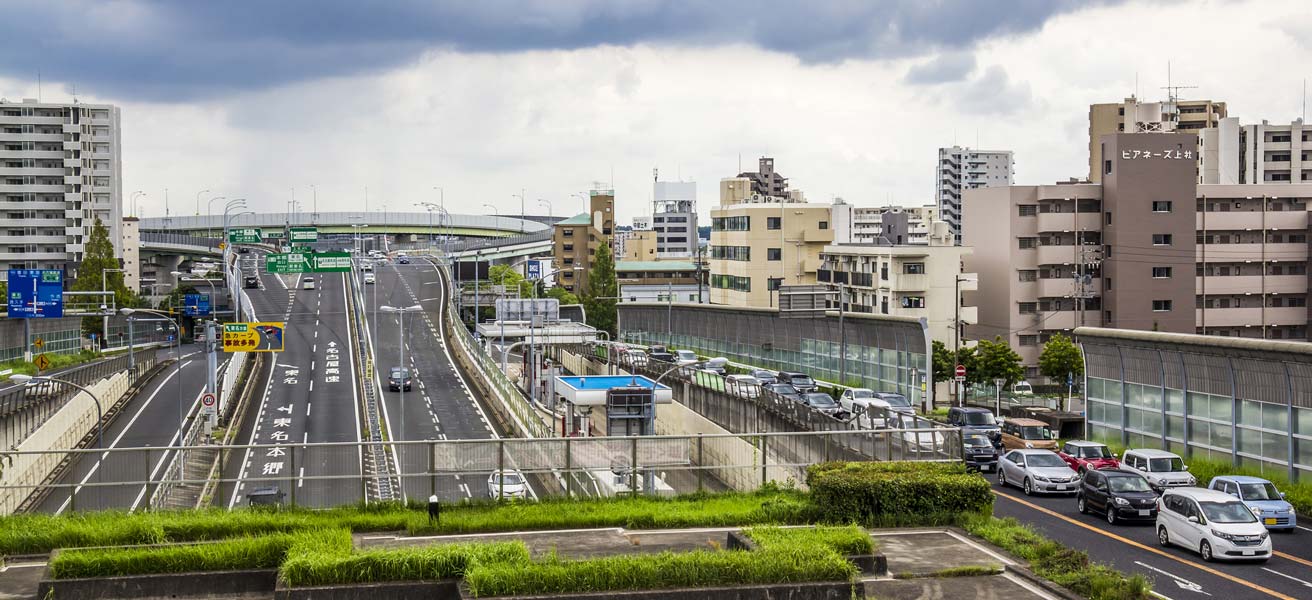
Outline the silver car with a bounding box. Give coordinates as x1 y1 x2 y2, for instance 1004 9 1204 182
998 449 1080 496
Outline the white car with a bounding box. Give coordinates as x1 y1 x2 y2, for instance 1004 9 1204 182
302 277 316 290
1158 487 1271 562
724 374 761 398
488 471 527 500
997 449 1079 495
363 272 376 285
674 350 699 366
1122 448 1196 491
887 413 949 454
624 350 648 366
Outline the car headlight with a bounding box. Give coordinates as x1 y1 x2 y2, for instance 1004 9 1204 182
1290 506 1296 515
1114 497 1130 506
1033 475 1049 482
1188 476 1197 485
1260 531 1269 541
1210 529 1235 541
1250 506 1263 517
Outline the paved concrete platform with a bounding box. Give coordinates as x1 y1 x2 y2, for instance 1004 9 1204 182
872 530 1009 576
0 559 46 600
866 573 1057 600
360 527 730 558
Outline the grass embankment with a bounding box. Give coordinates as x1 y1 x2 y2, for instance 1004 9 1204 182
49 529 350 580
1099 439 1312 514
0 350 101 377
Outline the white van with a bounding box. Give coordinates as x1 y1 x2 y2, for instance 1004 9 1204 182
302 277 316 290
1158 487 1271 562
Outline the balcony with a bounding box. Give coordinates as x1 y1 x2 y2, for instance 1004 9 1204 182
0 167 62 177
1036 244 1078 265
1263 141 1292 151
1198 242 1307 262
0 150 62 159
0 250 67 261
0 133 63 143
958 306 978 326
0 218 63 228
1197 210 1307 231
1197 275 1307 295
803 228 834 243
885 272 927 291
1197 307 1308 328
1036 211 1101 233
0 116 62 126
1037 310 1077 330
0 184 63 193
1037 278 1075 298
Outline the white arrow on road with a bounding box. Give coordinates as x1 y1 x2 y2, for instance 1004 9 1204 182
327 341 337 348
1261 567 1312 588
1134 561 1210 595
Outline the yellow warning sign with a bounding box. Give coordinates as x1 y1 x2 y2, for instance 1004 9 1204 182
32 337 44 350
222 322 285 352
33 354 51 371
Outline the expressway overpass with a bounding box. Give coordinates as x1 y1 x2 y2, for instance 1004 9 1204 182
139 212 549 239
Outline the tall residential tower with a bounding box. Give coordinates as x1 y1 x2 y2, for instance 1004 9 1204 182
936 146 1013 244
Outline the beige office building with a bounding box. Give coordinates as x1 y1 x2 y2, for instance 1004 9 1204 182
1088 97 1226 182
551 190 614 295
968 132 1311 376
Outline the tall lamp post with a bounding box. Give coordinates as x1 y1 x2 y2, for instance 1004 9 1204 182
129 191 146 218
380 305 422 442
195 189 210 216
206 196 228 237
101 267 125 349
511 191 525 233
538 198 552 218
122 308 185 433
9 374 105 508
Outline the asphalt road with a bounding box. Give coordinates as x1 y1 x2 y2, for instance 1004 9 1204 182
34 347 229 514
990 472 1312 599
222 256 363 509
361 258 537 503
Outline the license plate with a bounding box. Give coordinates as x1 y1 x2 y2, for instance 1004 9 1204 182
1264 518 1277 525
1139 509 1150 516
1242 550 1256 556
1056 484 1067 491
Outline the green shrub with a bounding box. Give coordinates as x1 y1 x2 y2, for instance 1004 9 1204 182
744 525 874 556
464 547 856 597
961 516 1149 600
806 462 992 524
48 529 350 580
280 541 529 587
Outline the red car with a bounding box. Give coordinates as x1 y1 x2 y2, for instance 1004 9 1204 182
1058 440 1120 473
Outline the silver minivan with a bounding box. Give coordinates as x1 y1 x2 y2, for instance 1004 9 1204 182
1157 487 1271 562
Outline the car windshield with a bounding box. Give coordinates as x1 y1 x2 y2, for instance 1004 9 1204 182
493 473 522 485
1239 482 1282 501
767 385 796 396
964 435 992 447
391 368 409 377
881 395 911 407
677 351 696 359
790 376 816 387
806 394 837 408
1148 457 1184 472
1200 501 1258 524
1108 476 1152 493
1026 454 1066 468
963 412 995 425
1020 426 1053 440
852 390 873 398
1077 445 1112 459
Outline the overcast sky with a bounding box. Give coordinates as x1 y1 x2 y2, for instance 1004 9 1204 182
3 0 1310 223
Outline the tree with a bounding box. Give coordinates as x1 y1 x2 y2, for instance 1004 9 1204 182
545 285 579 305
931 340 954 382
1039 333 1084 382
71 217 135 339
583 243 617 336
487 264 534 298
975 336 1025 389
955 345 981 387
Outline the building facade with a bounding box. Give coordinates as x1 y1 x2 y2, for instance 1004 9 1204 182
121 216 139 292
551 190 614 295
833 204 939 246
965 132 1312 375
616 260 706 304
0 99 123 275
1200 117 1310 184
1088 96 1227 183
936 146 1013 243
708 198 833 307
652 181 697 258
818 234 976 348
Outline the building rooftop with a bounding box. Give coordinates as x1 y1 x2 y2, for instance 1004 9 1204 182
555 213 592 226
615 261 697 272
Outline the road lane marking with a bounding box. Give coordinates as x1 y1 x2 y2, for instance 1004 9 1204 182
305 402 312 417
1276 552 1312 568
1135 561 1211 595
1261 567 1312 588
994 491 1294 600
229 357 279 509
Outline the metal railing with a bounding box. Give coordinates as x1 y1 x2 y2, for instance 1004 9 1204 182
347 263 398 501
141 231 223 249
2 429 960 511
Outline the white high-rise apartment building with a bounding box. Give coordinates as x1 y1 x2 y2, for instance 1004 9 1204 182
0 99 122 274
936 146 1013 244
1200 117 1311 184
652 180 697 258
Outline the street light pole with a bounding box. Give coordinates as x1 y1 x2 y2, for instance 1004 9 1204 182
9 374 105 508
101 268 125 349
122 308 184 434
381 305 421 441
195 189 210 216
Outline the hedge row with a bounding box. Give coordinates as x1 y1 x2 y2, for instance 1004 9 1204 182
806 461 992 524
50 529 351 580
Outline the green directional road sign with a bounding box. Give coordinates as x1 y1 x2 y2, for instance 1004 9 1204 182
289 227 319 243
228 228 263 244
265 251 351 273
265 231 285 239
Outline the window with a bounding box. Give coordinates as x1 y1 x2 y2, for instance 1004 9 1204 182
1152 300 1173 312
711 274 752 292
562 229 573 237
766 217 781 230
1152 234 1173 246
767 248 781 261
766 277 782 291
562 244 574 252
1152 201 1173 213
1018 302 1037 314
818 221 829 230
710 246 751 261
1104 159 1112 175
1018 270 1037 282
1105 211 1112 225
1019 237 1037 249
901 296 925 308
1019 335 1038 346
903 263 925 275
1018 205 1037 217
1151 267 1172 279
711 216 750 231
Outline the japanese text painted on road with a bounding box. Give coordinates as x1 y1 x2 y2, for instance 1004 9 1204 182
222 322 286 352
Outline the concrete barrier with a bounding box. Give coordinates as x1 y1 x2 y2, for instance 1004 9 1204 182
38 567 278 600
0 371 131 515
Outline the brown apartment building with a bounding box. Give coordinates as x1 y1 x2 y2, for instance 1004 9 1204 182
966 132 1311 376
551 190 614 295
1088 97 1227 183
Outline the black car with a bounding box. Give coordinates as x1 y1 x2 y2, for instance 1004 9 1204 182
962 433 999 472
243 275 260 289
647 345 676 363
751 370 778 385
776 372 817 393
948 406 1001 445
388 367 413 392
800 392 847 419
237 246 250 254
1077 468 1160 525
762 383 800 403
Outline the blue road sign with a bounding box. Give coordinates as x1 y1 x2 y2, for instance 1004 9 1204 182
527 260 542 281
1067 372 1074 386
7 269 63 318
184 293 212 317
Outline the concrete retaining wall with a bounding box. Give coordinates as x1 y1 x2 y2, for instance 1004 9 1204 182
0 371 131 515
38 568 278 600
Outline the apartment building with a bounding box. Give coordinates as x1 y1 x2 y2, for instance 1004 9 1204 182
1088 96 1227 182
936 146 1013 243
615 261 701 289
1200 117 1311 184
708 187 832 307
121 216 140 292
550 190 614 295
0 99 122 275
818 222 976 347
832 203 939 246
652 180 697 258
966 132 1311 375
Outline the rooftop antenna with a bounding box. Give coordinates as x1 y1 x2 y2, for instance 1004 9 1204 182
36 69 41 102
653 167 658 182
1160 61 1196 102
1302 78 1306 123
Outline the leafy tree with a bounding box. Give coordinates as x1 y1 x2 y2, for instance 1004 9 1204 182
955 345 981 387
1039 333 1084 382
486 264 534 298
71 217 135 339
583 243 617 336
545 285 579 305
931 340 954 382
975 336 1025 390
157 284 198 312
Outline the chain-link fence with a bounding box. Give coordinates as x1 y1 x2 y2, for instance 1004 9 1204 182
3 428 960 512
